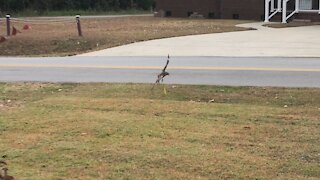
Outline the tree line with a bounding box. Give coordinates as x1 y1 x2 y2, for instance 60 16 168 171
0 0 154 14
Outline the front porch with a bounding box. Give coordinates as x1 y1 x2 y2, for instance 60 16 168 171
265 0 320 23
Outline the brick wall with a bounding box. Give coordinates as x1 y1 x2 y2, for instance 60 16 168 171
155 0 221 18
155 0 264 19
155 0 320 21
220 0 264 20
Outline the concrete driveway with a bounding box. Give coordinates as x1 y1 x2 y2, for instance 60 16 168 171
79 22 320 57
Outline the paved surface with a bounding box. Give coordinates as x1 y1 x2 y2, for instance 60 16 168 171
79 22 320 57
0 57 319 87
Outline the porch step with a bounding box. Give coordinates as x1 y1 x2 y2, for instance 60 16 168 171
295 13 320 22
292 19 312 22
269 12 320 22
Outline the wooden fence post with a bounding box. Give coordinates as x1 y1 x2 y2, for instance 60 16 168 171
76 15 82 37
6 14 11 36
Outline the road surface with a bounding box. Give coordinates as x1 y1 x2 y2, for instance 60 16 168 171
0 56 319 87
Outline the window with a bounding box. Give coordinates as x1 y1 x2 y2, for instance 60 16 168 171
208 12 215 19
165 11 172 17
232 14 239 19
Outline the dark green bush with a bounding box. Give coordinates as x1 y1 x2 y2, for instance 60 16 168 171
0 0 154 15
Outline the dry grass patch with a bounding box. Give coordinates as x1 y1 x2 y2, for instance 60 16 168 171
0 16 250 56
0 83 319 179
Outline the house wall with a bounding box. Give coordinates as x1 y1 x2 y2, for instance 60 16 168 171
155 0 320 21
155 0 221 18
155 0 264 20
220 0 265 20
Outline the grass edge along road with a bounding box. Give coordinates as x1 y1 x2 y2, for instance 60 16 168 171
0 83 319 179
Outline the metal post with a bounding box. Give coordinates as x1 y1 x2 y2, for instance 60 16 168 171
282 0 288 23
265 0 270 22
6 15 10 36
76 15 82 37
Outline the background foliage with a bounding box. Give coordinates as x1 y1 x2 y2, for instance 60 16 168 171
0 0 155 15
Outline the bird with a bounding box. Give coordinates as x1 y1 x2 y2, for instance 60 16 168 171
155 54 170 84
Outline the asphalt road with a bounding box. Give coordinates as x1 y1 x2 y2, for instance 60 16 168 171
0 56 319 87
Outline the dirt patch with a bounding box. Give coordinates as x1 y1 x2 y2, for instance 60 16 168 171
0 100 21 109
0 103 6 108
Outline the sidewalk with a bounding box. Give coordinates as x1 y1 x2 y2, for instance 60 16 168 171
79 22 320 57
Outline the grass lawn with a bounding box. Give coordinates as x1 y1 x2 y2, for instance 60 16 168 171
0 16 250 56
0 83 319 179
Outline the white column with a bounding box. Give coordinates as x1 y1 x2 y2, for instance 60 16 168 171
265 0 270 22
271 0 275 11
295 0 299 12
282 0 288 23
278 0 282 11
319 0 320 14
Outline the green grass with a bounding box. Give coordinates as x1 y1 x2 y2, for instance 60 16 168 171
0 83 319 179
